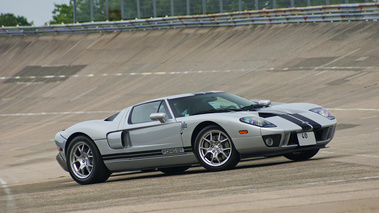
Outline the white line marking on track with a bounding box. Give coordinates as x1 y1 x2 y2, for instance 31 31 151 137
0 67 377 81
321 151 379 158
329 108 379 111
1 109 378 117
315 48 361 70
0 111 117 117
243 175 379 192
297 176 379 186
0 176 16 210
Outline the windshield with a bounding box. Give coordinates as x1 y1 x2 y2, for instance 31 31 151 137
168 92 257 117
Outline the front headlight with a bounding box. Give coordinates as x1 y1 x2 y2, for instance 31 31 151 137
310 107 335 120
240 117 277 127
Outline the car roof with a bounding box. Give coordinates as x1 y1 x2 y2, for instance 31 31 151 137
140 91 223 104
165 91 223 100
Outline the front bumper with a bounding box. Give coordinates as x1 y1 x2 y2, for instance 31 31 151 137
56 153 68 172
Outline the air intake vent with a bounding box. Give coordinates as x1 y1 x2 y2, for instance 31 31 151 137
258 113 278 118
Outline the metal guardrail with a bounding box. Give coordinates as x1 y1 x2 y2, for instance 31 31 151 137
1 3 378 36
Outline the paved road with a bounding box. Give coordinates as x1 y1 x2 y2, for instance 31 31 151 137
1 109 378 212
1 22 379 212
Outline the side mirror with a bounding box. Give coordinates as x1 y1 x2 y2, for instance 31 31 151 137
258 100 271 107
150 113 166 123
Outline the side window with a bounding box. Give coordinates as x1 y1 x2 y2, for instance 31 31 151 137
158 101 169 116
168 99 189 117
129 101 171 124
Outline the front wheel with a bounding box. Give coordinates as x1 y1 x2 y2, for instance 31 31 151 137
67 136 111 184
194 126 240 172
283 149 320 161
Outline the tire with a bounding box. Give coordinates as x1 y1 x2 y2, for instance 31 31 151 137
194 125 240 172
67 136 111 185
158 166 190 175
283 149 320 161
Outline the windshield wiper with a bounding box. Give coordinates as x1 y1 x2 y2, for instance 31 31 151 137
240 104 260 111
191 109 231 115
192 105 260 115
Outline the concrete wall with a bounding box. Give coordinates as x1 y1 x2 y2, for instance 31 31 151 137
1 22 379 143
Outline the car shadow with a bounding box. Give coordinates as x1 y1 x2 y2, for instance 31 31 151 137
106 155 339 183
107 166 208 183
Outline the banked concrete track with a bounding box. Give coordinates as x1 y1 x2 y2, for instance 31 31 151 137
1 22 379 212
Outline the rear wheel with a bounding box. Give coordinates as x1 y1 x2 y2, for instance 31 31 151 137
283 149 320 161
67 136 111 184
194 126 240 172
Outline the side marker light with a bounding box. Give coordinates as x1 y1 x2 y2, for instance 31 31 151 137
239 130 248 135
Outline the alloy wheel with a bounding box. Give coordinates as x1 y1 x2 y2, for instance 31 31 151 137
69 141 94 179
198 130 232 167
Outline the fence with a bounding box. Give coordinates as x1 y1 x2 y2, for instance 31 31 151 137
1 2 378 36
71 0 377 22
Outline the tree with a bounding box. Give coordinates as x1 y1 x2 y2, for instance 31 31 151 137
109 9 122 21
49 3 73 24
75 0 106 22
0 13 32 26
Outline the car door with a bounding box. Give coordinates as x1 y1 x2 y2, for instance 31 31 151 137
121 100 184 153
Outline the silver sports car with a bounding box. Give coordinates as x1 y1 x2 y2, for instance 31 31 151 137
55 91 336 184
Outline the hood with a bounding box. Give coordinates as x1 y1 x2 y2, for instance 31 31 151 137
256 103 320 118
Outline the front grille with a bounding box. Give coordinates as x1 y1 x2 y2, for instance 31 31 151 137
314 126 335 142
281 126 335 147
287 133 299 146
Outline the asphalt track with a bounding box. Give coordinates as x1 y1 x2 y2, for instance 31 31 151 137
1 21 379 212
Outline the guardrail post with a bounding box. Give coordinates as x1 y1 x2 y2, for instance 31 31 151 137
220 0 223 13
291 0 294 8
171 0 174 16
273 0 276 9
238 0 242 11
203 0 206 14
137 0 141 19
106 0 109 20
90 0 94 21
153 0 157 17
187 0 190 15
121 0 124 20
307 0 311 7
255 0 258 10
73 0 77 23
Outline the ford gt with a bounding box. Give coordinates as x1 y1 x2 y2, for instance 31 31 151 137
54 91 336 184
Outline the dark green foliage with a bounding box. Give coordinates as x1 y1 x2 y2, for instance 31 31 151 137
50 4 73 24
0 13 32 27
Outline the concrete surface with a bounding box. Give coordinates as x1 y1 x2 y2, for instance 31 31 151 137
0 21 378 212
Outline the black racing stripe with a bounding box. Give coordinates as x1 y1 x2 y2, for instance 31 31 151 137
102 146 193 161
103 150 162 161
280 114 312 131
291 114 322 130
